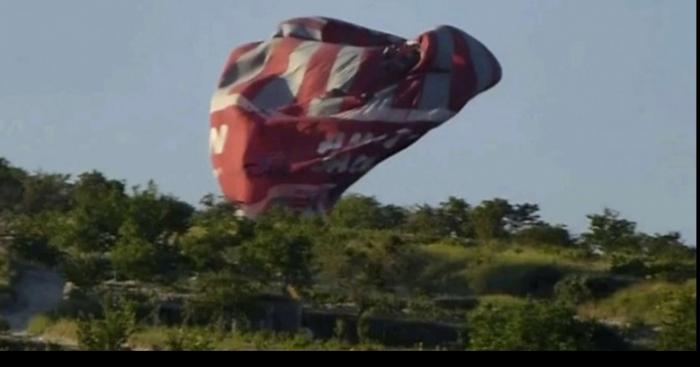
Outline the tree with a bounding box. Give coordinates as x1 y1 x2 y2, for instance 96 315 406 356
379 204 408 229
238 227 314 296
404 204 449 239
62 250 109 288
506 203 542 232
6 212 62 265
470 199 513 241
19 172 73 214
467 299 595 351
329 194 386 230
582 208 639 251
513 223 573 247
184 271 259 325
321 233 417 318
49 171 128 253
639 232 694 260
110 223 160 281
0 158 26 213
436 197 474 238
179 207 252 272
124 182 194 243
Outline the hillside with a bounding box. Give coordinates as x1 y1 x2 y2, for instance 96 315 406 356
0 158 696 351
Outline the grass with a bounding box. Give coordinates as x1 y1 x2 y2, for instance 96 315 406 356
578 279 696 326
25 317 382 351
411 242 609 296
34 318 79 345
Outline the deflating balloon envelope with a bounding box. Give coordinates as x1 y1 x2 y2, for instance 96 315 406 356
210 17 502 218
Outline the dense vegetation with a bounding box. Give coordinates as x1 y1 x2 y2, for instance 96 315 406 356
0 157 696 351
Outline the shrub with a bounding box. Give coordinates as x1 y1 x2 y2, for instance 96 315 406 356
76 297 137 351
554 275 594 306
164 328 215 351
467 300 595 351
656 289 696 351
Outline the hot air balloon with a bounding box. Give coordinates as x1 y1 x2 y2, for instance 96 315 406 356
210 17 501 218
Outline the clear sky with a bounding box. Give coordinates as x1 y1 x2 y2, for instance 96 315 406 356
0 0 696 244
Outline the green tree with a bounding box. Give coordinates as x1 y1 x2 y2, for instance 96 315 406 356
5 212 62 265
329 194 386 230
184 271 259 325
238 227 314 296
179 208 252 271
49 171 128 253
436 196 474 238
513 223 573 247
19 172 73 214
62 250 109 288
110 223 160 281
506 203 542 232
470 199 513 241
124 182 193 243
405 204 446 239
582 208 639 251
0 158 26 213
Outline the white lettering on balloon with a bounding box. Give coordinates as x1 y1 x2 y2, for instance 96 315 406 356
209 125 229 155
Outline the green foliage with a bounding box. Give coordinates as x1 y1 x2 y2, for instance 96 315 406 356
238 224 314 292
77 297 137 351
656 288 696 351
582 208 639 250
124 182 193 243
0 158 26 213
62 251 109 288
470 264 565 297
554 274 594 306
640 232 695 260
470 199 512 241
467 299 595 351
333 318 349 341
356 312 372 344
27 314 52 335
513 223 573 247
18 172 73 214
330 194 390 230
179 207 251 271
610 255 649 277
110 227 160 281
184 271 259 325
164 328 215 351
5 213 62 265
404 204 447 240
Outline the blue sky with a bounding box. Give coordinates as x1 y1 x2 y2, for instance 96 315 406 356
0 0 696 244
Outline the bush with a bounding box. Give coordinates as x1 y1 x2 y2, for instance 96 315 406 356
554 275 594 306
164 328 215 351
62 252 109 288
513 224 573 247
466 300 596 351
656 289 696 351
77 297 137 351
